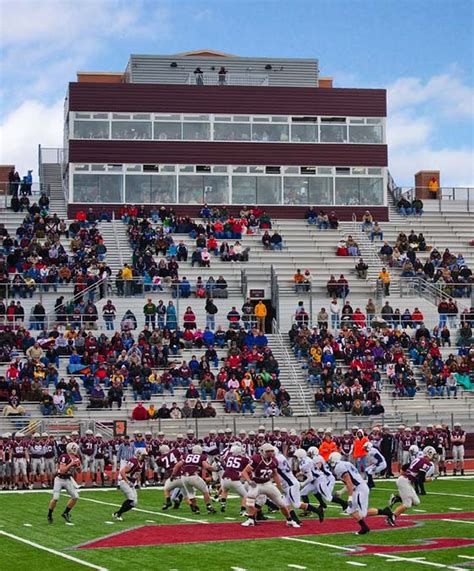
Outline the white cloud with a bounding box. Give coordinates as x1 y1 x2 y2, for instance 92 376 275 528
0 99 64 180
386 71 474 187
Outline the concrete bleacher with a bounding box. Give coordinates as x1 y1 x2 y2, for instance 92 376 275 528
1 164 474 431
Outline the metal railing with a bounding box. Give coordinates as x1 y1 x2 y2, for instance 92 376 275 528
270 265 280 329
389 185 474 212
399 277 473 309
2 410 472 437
272 319 311 416
186 72 269 86
0 182 50 208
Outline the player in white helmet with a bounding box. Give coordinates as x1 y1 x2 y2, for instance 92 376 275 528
363 441 387 489
218 444 249 514
113 448 148 521
389 446 437 522
47 442 81 524
276 449 324 525
328 452 395 534
299 447 348 514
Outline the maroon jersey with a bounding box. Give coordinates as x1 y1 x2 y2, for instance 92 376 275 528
269 434 285 452
369 434 382 449
174 440 187 455
250 453 278 484
400 435 414 451
122 457 144 482
451 429 466 444
158 449 182 478
57 453 78 478
339 437 354 455
220 437 235 455
12 443 27 458
95 441 109 459
181 452 208 476
184 438 198 454
80 437 96 456
412 429 426 447
203 436 219 455
44 441 56 459
285 436 301 457
405 457 432 483
222 454 250 481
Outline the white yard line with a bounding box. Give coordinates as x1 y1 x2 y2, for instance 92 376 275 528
448 507 462 511
441 518 474 525
288 565 307 570
413 509 427 513
373 553 464 570
458 556 474 560
346 563 367 567
376 487 474 499
0 531 108 571
73 494 210 525
282 537 465 571
282 536 357 552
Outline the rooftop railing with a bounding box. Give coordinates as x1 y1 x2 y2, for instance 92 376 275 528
390 185 474 212
186 72 269 86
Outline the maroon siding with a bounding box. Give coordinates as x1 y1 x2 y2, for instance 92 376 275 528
68 83 387 117
68 204 389 222
69 140 387 167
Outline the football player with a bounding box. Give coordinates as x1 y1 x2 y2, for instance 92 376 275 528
48 442 81 524
240 443 299 528
161 444 185 510
389 446 437 521
93 433 109 486
363 442 387 489
218 444 249 514
328 452 394 535
80 430 96 485
277 449 324 525
29 433 46 488
170 445 217 514
43 433 57 488
12 433 29 490
113 448 148 521
451 422 466 476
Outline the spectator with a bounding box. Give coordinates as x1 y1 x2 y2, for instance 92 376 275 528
361 211 373 232
378 268 391 296
294 269 305 292
205 297 218 330
102 300 116 331
254 300 267 332
270 231 283 250
132 401 149 421
356 258 368 279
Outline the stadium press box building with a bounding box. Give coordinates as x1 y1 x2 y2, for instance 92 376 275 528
64 50 388 220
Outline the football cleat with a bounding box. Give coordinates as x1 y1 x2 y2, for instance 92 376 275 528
162 499 172 510
173 498 182 510
255 512 268 521
316 506 325 524
61 512 72 523
356 525 370 535
286 520 301 528
207 505 217 514
112 512 123 521
241 518 256 527
239 508 247 517
47 514 53 524
386 511 396 527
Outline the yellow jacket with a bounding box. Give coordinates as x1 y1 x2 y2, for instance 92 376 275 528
122 267 133 280
379 270 391 283
255 302 267 318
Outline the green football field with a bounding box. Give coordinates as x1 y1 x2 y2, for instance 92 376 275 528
0 479 473 571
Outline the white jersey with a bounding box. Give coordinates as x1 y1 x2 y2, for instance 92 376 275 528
368 448 386 467
314 454 333 479
276 453 298 488
333 460 365 487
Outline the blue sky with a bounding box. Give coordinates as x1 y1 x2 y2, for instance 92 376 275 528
1 0 473 185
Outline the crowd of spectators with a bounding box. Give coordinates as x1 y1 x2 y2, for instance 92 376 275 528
305 208 339 230
289 300 473 415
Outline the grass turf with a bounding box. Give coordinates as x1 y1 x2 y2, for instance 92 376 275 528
0 479 473 571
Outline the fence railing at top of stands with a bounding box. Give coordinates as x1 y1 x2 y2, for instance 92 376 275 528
272 318 312 416
389 185 474 212
186 72 269 86
39 147 64 165
0 182 50 208
3 410 473 437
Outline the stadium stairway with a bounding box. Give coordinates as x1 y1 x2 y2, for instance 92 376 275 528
43 164 67 219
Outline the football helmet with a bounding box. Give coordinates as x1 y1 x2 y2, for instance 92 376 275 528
192 445 203 455
423 446 437 459
159 445 170 455
66 442 80 455
328 452 342 466
307 446 319 458
409 444 419 456
135 448 148 458
230 444 244 456
363 442 373 452
294 449 307 460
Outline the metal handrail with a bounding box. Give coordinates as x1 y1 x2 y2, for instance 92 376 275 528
271 318 312 416
399 277 472 311
186 72 269 86
110 214 124 268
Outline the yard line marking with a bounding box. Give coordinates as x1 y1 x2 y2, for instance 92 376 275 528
282 536 356 552
288 565 307 570
145 520 156 523
458 556 474 560
72 494 210 524
224 517 236 520
373 553 464 570
231 567 248 571
66 522 75 526
104 521 114 525
441 518 474 525
23 523 32 527
346 563 367 567
448 507 462 511
413 509 427 513
0 531 108 571
376 487 474 499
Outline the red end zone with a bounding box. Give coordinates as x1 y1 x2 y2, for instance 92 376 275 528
78 511 474 550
